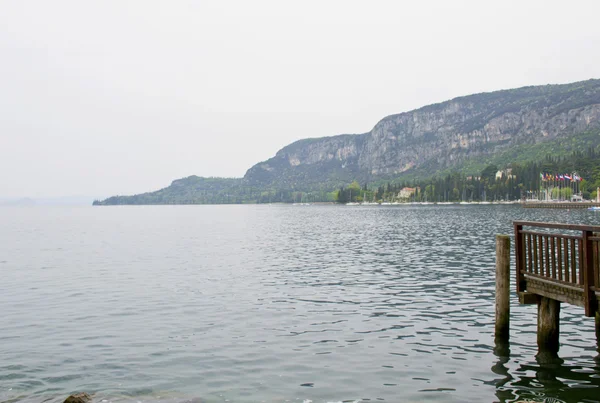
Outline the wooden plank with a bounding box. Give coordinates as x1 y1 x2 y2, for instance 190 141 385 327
520 230 581 241
524 273 585 307
518 292 538 305
539 234 545 276
526 283 584 306
524 272 585 291
579 238 584 285
527 233 533 273
533 235 539 275
518 292 539 305
571 238 577 284
564 238 570 282
595 240 600 289
551 236 557 279
545 235 550 277
597 241 600 287
514 221 600 232
557 236 563 281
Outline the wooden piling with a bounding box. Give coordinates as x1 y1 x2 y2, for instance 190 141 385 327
537 297 560 358
495 234 511 343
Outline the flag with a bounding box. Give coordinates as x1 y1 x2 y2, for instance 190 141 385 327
564 174 571 180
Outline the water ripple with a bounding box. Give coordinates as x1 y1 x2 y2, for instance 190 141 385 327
0 205 599 403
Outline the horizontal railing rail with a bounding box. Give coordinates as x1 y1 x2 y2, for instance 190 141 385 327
514 221 600 232
514 221 599 316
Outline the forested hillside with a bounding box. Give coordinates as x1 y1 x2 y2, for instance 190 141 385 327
338 146 600 203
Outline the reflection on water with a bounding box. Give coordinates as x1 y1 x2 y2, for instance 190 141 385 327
492 338 598 402
492 340 600 403
0 204 599 403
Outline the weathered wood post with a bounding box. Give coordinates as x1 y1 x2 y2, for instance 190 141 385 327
583 230 596 316
514 223 525 293
537 297 561 360
495 234 511 344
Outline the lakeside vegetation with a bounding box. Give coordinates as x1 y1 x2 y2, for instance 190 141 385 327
93 176 339 205
339 146 600 203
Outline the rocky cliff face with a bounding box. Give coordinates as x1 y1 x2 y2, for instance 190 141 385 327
244 79 600 188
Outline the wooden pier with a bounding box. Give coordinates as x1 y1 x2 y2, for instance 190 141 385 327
522 202 600 209
495 221 600 358
514 221 599 316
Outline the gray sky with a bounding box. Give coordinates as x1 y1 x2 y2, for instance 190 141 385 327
1 0 599 199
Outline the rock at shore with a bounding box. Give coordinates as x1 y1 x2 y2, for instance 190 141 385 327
64 392 92 403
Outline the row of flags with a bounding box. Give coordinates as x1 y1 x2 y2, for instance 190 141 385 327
540 173 583 182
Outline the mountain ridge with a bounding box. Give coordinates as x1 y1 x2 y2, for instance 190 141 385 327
95 78 600 205
243 78 600 189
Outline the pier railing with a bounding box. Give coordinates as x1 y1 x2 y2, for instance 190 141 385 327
514 221 600 316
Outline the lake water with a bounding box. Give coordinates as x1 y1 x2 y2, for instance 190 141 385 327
1 205 599 403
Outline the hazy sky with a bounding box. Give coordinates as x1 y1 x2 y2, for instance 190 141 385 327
1 0 599 199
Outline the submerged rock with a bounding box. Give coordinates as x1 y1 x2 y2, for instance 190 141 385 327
64 392 92 403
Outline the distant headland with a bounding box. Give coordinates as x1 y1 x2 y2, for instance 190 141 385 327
94 79 600 205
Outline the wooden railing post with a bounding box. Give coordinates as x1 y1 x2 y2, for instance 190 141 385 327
514 223 525 293
583 230 597 317
596 310 600 357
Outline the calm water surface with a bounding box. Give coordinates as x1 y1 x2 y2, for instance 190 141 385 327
1 205 599 403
